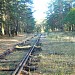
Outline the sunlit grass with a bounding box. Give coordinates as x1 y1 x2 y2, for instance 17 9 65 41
32 32 75 75
37 54 75 75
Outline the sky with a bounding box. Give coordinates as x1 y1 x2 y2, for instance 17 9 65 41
33 0 52 23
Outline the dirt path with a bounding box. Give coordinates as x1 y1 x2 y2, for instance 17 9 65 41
0 34 33 54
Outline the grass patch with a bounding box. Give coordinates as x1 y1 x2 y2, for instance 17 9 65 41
5 50 27 61
32 32 75 75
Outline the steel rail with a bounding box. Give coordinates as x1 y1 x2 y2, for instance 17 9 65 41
12 35 41 75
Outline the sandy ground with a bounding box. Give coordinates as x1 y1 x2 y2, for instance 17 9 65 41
0 34 33 54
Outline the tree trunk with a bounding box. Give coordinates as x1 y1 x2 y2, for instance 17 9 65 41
1 24 5 35
15 20 18 36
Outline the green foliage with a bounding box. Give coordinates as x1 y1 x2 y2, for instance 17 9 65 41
64 8 75 24
63 8 75 31
0 0 35 36
44 0 72 32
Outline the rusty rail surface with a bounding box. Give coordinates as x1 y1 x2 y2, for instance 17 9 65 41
12 35 41 75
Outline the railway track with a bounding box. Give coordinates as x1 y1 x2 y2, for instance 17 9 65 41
4 33 75 75
12 34 41 75
0 34 41 75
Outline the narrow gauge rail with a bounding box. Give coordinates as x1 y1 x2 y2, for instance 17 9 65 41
12 34 41 75
0 34 37 75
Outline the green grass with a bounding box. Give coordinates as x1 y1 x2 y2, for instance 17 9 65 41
5 50 27 61
0 71 12 75
32 32 75 75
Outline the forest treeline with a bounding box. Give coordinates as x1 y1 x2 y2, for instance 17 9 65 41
1 0 75 36
44 0 75 32
0 0 35 36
